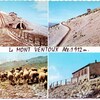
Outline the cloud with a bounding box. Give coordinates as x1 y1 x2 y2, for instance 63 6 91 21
34 1 48 12
49 66 62 84
31 1 48 25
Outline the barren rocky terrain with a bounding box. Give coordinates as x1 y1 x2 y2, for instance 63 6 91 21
0 11 48 46
0 31 24 46
0 81 47 99
49 8 100 46
49 77 100 98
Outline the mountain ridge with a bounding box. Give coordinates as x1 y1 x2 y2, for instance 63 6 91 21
0 56 47 71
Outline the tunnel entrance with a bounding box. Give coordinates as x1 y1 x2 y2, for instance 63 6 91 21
16 23 26 29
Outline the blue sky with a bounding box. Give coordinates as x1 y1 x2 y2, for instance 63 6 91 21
0 53 47 64
49 1 100 23
49 53 100 85
0 1 48 26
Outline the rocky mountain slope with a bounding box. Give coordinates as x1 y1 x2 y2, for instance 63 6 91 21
0 31 24 46
49 23 69 46
0 11 48 36
49 77 100 98
0 81 47 99
0 11 48 46
49 8 100 46
24 19 48 36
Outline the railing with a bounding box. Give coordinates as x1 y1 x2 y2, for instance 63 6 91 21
4 28 48 46
49 79 72 89
49 76 100 89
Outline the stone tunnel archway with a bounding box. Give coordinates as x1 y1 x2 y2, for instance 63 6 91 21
16 23 26 29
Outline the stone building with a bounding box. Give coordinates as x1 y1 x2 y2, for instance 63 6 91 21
0 11 48 46
87 9 91 13
0 12 30 29
71 60 100 83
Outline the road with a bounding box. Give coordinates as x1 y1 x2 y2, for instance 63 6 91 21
49 22 70 47
56 22 71 46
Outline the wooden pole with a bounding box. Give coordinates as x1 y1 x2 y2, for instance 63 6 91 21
53 82 54 88
39 37 42 46
65 79 67 85
56 81 58 87
27 33 29 42
32 35 35 45
60 80 62 86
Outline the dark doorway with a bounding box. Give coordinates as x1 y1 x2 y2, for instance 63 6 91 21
22 23 26 29
16 23 26 29
16 23 20 29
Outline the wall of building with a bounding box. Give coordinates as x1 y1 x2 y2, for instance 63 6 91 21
71 77 78 83
90 62 100 78
78 74 88 82
72 66 89 83
73 67 88 77
72 62 100 83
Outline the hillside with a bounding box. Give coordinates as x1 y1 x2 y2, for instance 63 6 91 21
0 56 47 71
0 31 24 46
49 77 100 98
49 23 69 46
0 82 47 99
49 8 100 46
0 11 48 46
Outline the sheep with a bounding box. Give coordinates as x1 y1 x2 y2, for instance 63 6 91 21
7 71 13 81
31 68 37 71
18 77 24 85
0 67 48 89
22 68 29 83
29 70 39 84
38 67 48 83
16 67 22 72
40 67 47 73
38 72 47 83
38 69 42 73
14 71 21 81
0 72 7 82
7 71 16 85
0 72 3 81
14 70 24 85
10 68 15 74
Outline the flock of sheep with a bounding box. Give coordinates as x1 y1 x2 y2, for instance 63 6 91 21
0 67 47 89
